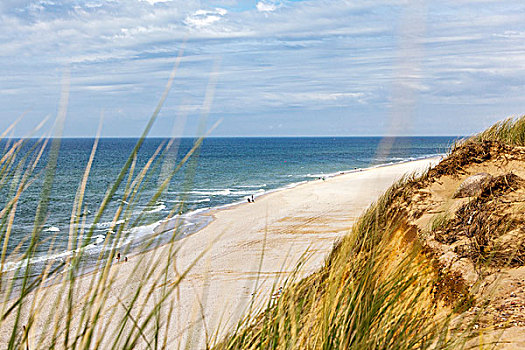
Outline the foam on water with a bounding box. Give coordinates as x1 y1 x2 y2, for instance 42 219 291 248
235 183 267 188
145 203 167 213
96 219 127 229
190 189 232 196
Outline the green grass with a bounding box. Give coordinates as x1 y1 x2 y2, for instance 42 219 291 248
216 177 457 349
431 212 450 233
0 61 221 349
217 114 525 349
472 115 525 146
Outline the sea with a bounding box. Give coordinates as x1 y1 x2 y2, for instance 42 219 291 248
0 136 458 280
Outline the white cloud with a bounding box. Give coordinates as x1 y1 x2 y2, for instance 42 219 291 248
256 1 277 12
493 30 525 38
262 92 367 107
0 0 524 136
184 8 227 28
141 0 172 5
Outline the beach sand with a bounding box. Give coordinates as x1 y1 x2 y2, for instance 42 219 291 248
0 157 439 349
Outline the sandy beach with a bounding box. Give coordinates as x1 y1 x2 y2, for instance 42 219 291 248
1 157 440 349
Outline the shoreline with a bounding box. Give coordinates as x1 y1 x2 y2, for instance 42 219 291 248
69 155 446 285
117 155 443 347
1 154 443 297
3 153 445 279
155 153 445 236
1 156 442 348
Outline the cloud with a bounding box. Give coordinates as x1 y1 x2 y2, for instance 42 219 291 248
262 92 367 107
256 1 277 12
184 8 227 28
0 0 524 136
141 0 173 5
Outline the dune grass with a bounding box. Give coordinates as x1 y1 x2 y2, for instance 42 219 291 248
0 126 457 349
216 115 525 349
472 115 525 146
0 61 223 349
216 176 457 349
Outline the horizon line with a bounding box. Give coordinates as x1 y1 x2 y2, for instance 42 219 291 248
4 135 466 139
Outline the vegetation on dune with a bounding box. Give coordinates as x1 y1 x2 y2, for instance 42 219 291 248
218 115 525 349
473 115 525 146
0 67 219 349
217 177 456 349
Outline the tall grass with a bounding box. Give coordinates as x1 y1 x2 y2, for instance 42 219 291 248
217 177 456 349
0 60 222 349
0 129 458 349
217 115 525 349
2 82 520 348
472 115 525 146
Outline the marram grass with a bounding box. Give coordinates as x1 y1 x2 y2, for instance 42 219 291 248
472 115 525 146
216 176 456 350
0 64 220 349
217 114 525 349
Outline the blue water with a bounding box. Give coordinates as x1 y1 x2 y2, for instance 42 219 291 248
0 137 457 276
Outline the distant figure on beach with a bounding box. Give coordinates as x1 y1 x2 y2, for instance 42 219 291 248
251 194 254 202
116 252 121 262
247 197 251 203
124 256 128 262
272 287 283 300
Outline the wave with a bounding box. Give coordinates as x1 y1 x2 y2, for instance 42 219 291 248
2 232 109 273
96 219 127 229
189 189 267 197
191 198 211 203
44 226 60 233
80 234 107 251
305 173 329 178
235 184 267 188
190 189 232 196
166 197 211 204
229 189 265 196
166 186 267 198
144 203 167 213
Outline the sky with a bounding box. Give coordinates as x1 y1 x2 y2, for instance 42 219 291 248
0 0 524 137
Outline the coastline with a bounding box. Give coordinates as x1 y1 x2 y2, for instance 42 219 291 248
1 154 444 294
0 156 441 349
154 153 445 243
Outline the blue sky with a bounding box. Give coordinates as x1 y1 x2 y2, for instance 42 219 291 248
0 0 524 137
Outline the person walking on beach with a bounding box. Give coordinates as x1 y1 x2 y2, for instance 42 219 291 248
116 252 121 262
251 194 254 202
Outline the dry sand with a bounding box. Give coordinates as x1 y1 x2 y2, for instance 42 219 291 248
394 144 525 349
1 157 439 349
